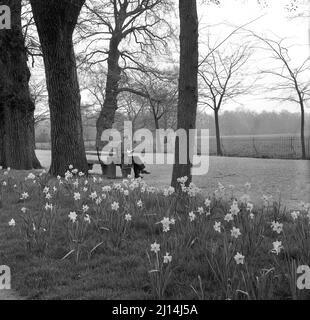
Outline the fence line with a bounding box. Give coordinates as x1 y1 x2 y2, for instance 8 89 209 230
208 136 310 159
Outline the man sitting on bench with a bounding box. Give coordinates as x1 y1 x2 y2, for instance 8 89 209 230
126 149 151 179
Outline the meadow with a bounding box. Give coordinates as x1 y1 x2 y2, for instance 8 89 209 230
208 135 310 159
1 165 310 300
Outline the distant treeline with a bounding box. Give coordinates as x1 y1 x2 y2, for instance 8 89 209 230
35 110 310 143
196 110 310 137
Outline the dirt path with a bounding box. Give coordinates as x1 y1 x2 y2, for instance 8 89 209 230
35 150 310 209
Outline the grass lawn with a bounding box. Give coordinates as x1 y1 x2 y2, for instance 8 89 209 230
1 166 310 300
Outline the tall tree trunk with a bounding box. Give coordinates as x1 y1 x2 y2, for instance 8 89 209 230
171 0 198 189
30 0 88 176
214 109 223 156
0 0 41 170
96 36 121 150
154 116 161 152
300 101 306 160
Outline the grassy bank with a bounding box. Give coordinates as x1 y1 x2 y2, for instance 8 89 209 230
0 168 310 300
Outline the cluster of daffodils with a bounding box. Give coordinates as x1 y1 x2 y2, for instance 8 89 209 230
223 200 241 223
1 167 11 185
150 242 172 264
189 211 196 222
290 210 300 221
5 166 309 279
214 182 226 199
214 221 222 233
187 205 208 222
247 202 254 219
158 217 175 232
262 195 273 207
68 211 91 224
271 221 283 234
25 173 36 181
230 200 240 216
176 176 201 197
204 198 211 215
163 186 175 197
8 218 16 227
271 241 283 255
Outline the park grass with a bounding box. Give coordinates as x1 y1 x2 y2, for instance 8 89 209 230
1 168 310 300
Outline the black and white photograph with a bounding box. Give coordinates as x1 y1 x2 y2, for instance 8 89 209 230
0 0 310 306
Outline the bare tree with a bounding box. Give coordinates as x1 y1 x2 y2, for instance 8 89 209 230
129 69 178 130
171 0 199 189
251 33 309 159
80 64 107 111
29 78 49 127
199 42 253 156
30 0 88 176
118 91 148 132
21 0 42 65
76 0 172 151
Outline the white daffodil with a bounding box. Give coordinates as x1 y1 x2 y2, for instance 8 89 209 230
214 221 222 233
224 213 234 222
111 202 119 211
290 211 300 221
82 205 89 213
231 227 241 239
151 241 160 254
197 207 204 215
163 252 172 264
26 173 36 180
189 211 196 222
45 203 53 211
45 193 52 200
271 221 283 234
160 217 173 232
8 219 16 227
73 192 81 201
84 214 91 224
89 191 98 200
125 214 132 222
271 241 283 255
20 192 29 200
68 211 77 223
234 252 245 265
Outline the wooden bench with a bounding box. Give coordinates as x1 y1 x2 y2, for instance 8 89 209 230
85 150 132 179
